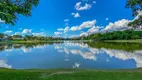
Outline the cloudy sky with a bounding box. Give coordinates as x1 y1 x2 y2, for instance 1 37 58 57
0 0 140 37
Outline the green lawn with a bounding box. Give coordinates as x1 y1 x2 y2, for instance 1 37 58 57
0 68 142 80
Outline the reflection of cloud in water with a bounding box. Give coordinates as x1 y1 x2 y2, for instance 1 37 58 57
54 42 142 68
70 49 96 60
0 60 12 69
22 47 32 53
33 45 47 49
72 63 80 68
5 49 12 52
21 45 47 53
102 48 142 68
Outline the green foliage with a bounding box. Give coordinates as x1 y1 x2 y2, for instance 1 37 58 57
126 0 142 16
126 0 142 28
88 42 142 52
85 30 142 40
0 0 39 25
128 16 142 28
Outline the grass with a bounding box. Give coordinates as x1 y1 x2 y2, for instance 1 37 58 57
0 68 142 80
104 39 142 43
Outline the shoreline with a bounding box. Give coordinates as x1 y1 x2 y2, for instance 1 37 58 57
0 39 142 44
0 68 142 80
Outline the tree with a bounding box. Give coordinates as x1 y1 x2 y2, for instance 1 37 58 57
128 15 142 29
126 0 142 16
12 35 22 39
0 0 39 25
126 0 142 28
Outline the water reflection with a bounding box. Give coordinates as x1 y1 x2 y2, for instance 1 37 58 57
0 42 141 69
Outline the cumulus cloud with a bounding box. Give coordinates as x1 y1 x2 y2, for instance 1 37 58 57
57 28 64 31
80 32 88 37
75 2 92 11
70 20 96 31
101 19 132 32
64 26 70 33
14 32 21 35
22 29 32 34
87 26 100 34
57 26 70 34
32 32 46 36
54 32 62 35
4 30 13 34
71 12 80 18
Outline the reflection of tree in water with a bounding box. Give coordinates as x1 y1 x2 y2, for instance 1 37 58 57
87 42 142 52
0 44 13 52
13 44 22 49
0 42 63 52
54 42 142 68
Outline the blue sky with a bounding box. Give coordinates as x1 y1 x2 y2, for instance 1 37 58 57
0 0 140 37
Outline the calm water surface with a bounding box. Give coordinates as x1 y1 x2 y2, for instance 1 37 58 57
0 41 142 69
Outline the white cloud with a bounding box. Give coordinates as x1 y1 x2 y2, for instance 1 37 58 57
22 29 32 34
64 19 69 22
75 2 92 11
15 32 21 35
102 19 132 32
57 28 64 31
71 12 80 18
87 26 99 34
106 18 109 21
64 26 70 33
57 26 70 34
70 26 78 31
4 30 13 34
70 20 96 31
79 26 102 37
80 32 88 37
54 32 62 35
32 32 46 36
92 1 96 4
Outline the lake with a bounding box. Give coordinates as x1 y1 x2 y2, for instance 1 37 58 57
0 41 142 69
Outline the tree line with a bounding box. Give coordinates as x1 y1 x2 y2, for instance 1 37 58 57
0 33 64 41
79 30 142 40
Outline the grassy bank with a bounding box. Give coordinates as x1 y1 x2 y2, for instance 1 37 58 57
0 68 142 80
104 39 142 43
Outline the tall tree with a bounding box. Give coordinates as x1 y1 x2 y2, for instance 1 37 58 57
0 0 39 25
126 0 142 28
